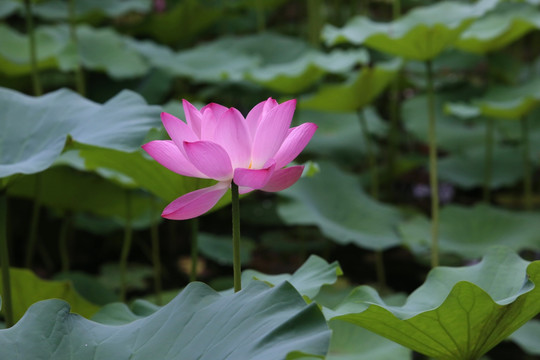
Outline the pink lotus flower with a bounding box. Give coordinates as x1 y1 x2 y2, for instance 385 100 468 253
142 98 317 220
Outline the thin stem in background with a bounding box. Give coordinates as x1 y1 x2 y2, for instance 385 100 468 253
58 213 72 273
231 183 241 293
358 109 379 199
25 174 41 268
150 213 162 306
483 118 494 203
119 191 133 302
521 116 533 210
255 0 265 32
68 0 86 96
189 218 199 282
0 191 13 327
23 0 42 96
358 110 386 288
425 60 440 268
307 0 323 48
387 0 401 189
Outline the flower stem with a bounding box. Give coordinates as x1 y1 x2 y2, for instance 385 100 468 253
58 212 72 273
521 116 533 210
483 117 494 203
189 218 198 282
25 174 41 268
358 109 386 286
150 213 162 305
0 191 13 327
307 0 323 48
68 0 86 96
387 0 401 192
119 191 132 302
425 60 439 268
23 0 42 96
231 183 241 292
255 0 265 32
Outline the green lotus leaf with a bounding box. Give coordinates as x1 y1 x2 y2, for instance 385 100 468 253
22 0 151 21
297 107 387 162
333 247 540 360
403 94 486 154
446 77 540 120
322 0 497 61
7 166 161 222
0 268 99 323
245 48 369 94
509 319 540 356
277 162 404 251
0 281 331 360
0 24 150 78
0 24 66 75
240 255 342 299
0 0 17 18
298 58 401 112
438 146 524 189
456 2 540 54
399 204 540 259
0 86 159 180
326 320 411 360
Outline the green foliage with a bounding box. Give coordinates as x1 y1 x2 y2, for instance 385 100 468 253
0 281 331 360
322 0 497 60
332 248 540 360
399 204 540 259
0 87 159 179
0 268 99 323
278 162 404 251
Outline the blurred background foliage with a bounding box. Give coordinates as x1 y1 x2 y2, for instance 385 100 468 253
1 0 540 358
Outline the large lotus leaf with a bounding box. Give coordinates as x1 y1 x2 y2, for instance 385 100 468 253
0 0 17 18
438 146 524 189
399 204 540 259
445 77 540 120
456 2 540 54
7 166 160 222
73 146 215 201
0 24 150 78
0 86 159 179
509 319 540 355
277 162 404 251
333 247 540 360
298 107 387 161
403 94 486 154
5 0 151 21
245 48 369 94
299 58 401 112
240 255 342 299
322 0 497 61
150 32 312 82
326 320 411 360
0 24 66 75
0 268 99 323
0 281 331 360
73 25 150 79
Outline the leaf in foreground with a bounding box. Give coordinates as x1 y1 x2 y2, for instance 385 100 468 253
332 247 540 360
0 281 330 360
0 268 99 323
